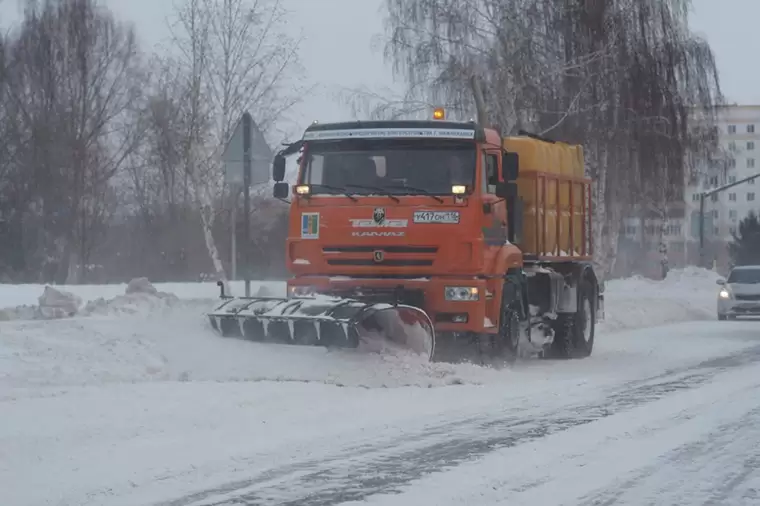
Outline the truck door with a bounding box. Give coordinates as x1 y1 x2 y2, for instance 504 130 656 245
481 150 508 246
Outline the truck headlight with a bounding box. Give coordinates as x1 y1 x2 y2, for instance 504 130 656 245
719 289 730 299
289 285 316 296
445 286 479 301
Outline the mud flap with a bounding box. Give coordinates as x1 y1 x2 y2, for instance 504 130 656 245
207 296 435 361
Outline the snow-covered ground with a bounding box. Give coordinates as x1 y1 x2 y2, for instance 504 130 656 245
3 267 758 506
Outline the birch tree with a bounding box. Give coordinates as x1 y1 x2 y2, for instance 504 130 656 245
380 0 722 277
149 0 305 284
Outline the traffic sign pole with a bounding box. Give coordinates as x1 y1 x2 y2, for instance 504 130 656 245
243 112 252 297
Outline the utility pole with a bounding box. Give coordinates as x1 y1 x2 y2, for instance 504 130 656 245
698 172 760 267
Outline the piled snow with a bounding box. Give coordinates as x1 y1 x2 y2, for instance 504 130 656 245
0 279 285 309
0 267 726 391
0 279 284 321
600 266 721 332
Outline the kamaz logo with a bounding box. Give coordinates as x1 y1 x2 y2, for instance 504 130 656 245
352 231 405 237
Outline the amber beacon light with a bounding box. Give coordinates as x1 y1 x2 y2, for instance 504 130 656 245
433 107 445 120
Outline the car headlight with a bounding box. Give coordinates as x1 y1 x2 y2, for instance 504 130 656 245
445 286 479 301
719 289 730 299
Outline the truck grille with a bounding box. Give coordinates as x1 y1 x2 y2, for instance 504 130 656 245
323 246 438 254
323 245 437 267
327 259 433 266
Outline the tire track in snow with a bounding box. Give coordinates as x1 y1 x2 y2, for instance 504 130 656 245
575 406 760 506
156 345 760 506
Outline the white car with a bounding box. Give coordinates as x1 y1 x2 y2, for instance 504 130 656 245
716 265 760 320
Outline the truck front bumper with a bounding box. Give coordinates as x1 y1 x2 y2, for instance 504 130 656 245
287 276 493 333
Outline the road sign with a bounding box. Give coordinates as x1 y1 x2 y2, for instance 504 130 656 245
222 113 272 185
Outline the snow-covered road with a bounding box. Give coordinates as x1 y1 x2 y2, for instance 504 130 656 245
2 269 760 505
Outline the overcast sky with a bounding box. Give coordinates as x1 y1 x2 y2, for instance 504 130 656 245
1 0 757 133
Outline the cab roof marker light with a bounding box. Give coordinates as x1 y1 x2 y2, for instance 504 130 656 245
295 184 310 195
433 107 445 120
302 128 476 141
451 185 467 194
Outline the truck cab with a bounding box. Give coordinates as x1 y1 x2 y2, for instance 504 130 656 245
271 116 602 360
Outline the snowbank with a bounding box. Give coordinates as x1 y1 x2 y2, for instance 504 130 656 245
0 279 285 321
0 279 285 309
0 267 720 328
600 266 721 332
0 267 727 391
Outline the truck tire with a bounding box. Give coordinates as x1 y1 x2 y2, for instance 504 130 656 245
549 277 595 359
491 283 521 362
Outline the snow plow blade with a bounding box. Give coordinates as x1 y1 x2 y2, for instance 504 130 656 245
207 291 435 361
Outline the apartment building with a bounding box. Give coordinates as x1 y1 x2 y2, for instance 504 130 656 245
618 104 760 274
684 104 760 241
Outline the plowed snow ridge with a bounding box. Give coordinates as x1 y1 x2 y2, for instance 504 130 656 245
0 267 724 390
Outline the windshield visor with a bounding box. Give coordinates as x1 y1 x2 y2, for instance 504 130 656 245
299 139 475 196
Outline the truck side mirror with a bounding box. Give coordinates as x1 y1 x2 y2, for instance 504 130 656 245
495 181 518 199
273 182 289 199
503 152 519 180
273 155 286 182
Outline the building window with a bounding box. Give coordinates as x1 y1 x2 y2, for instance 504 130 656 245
692 193 700 202
749 124 755 133
749 158 755 168
748 192 756 201
729 175 737 183
712 209 719 219
729 125 737 133
729 192 736 201
749 141 755 150
711 194 719 202
729 141 737 151
750 178 756 185
729 158 737 168
730 209 737 219
730 226 737 235
710 176 718 186
714 227 720 236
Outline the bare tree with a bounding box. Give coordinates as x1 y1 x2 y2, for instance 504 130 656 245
1 0 142 283
380 0 723 277
139 0 307 285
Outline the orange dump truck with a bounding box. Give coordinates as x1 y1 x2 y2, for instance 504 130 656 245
208 114 604 362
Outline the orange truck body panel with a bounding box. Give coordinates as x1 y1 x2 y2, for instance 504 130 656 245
283 121 593 335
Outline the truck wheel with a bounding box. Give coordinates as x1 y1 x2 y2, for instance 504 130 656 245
490 283 520 362
550 277 595 359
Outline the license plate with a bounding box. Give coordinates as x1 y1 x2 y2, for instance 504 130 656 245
413 211 460 224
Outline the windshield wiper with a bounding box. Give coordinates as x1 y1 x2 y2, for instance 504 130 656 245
308 184 358 201
344 184 400 203
383 184 444 203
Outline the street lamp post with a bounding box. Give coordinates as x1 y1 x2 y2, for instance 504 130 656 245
698 172 760 267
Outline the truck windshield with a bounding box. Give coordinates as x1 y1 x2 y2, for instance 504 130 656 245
300 139 475 196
